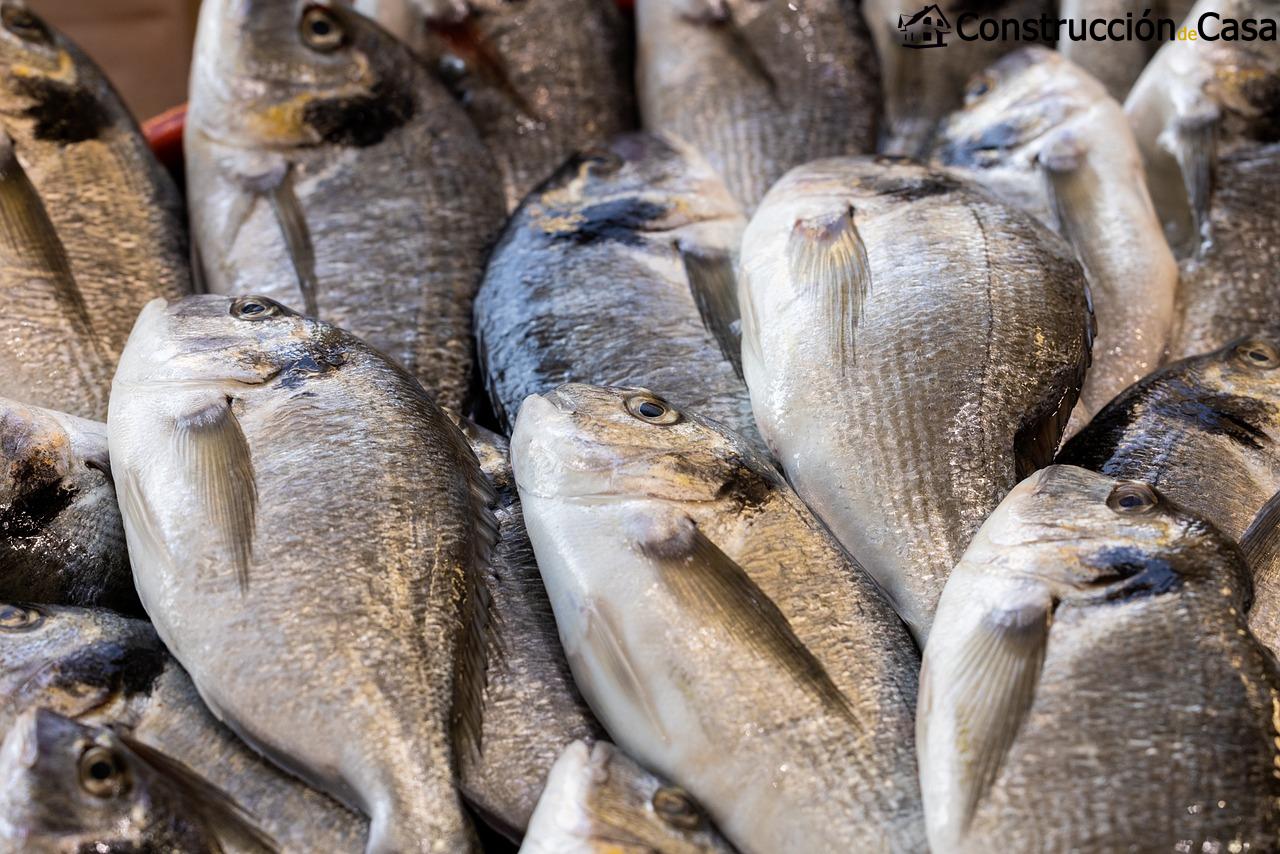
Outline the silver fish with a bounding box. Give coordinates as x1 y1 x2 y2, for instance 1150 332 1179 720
919 465 1280 852
520 740 734 854
511 383 925 853
0 399 134 613
475 133 760 451
933 47 1177 431
186 0 505 413
109 295 496 853
739 157 1092 642
0 707 276 853
636 0 880 212
355 0 636 211
1057 0 1195 101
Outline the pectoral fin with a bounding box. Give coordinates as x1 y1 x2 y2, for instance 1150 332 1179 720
1164 100 1219 256
1038 129 1103 278
787 207 871 370
680 243 742 378
265 170 320 317
1242 490 1280 615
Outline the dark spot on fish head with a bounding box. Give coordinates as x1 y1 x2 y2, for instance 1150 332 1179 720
11 75 109 144
937 122 1026 169
302 75 416 148
1080 547 1185 603
546 197 670 247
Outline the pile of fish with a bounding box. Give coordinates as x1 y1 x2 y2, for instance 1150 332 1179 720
0 0 1277 851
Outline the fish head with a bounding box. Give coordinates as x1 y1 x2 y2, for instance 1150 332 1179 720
114 295 353 394
1177 336 1280 445
511 383 775 505
191 0 418 149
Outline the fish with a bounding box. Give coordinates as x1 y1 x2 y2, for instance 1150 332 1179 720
108 295 497 853
0 707 276 853
0 602 368 853
457 421 606 839
0 130 111 420
519 740 734 854
354 0 636 211
918 465 1280 852
933 47 1177 431
1056 0 1195 101
0 1 190 361
636 0 880 212
1125 0 1280 255
185 0 505 413
475 133 761 451
0 399 135 614
739 157 1092 642
863 0 1053 157
1056 336 1280 651
511 383 925 853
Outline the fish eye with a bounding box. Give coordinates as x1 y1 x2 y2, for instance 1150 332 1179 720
230 296 282 321
1 6 51 43
300 5 347 53
0 603 43 632
78 745 130 799
1233 338 1280 370
652 786 702 830
1106 482 1159 515
625 394 681 426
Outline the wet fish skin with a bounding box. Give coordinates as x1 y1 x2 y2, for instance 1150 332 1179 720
933 47 1177 431
0 1 190 362
109 295 496 853
0 400 135 614
919 465 1280 852
864 0 1053 157
0 707 275 853
475 132 761 451
520 740 734 854
1057 0 1195 101
186 0 505 413
511 383 925 854
637 0 880 212
0 602 367 853
357 0 636 212
739 157 1091 642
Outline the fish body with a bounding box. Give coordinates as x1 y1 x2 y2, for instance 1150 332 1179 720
636 0 880 211
919 465 1280 852
934 47 1177 429
511 384 925 853
739 157 1091 641
475 133 759 450
356 0 636 211
0 603 367 853
520 740 734 854
0 399 134 613
186 0 505 412
108 295 496 853
1057 0 1195 101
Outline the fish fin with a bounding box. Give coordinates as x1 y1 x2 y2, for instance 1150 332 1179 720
1165 101 1218 256
641 519 856 721
925 597 1050 831
0 133 98 346
1243 490 1280 601
1038 129 1103 278
787 206 871 371
173 398 256 593
680 243 743 378
118 733 278 853
118 466 174 575
264 168 320 318
578 599 670 745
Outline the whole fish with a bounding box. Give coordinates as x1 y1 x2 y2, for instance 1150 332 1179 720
1057 336 1280 650
739 158 1092 641
0 707 275 853
863 0 1052 156
0 132 111 419
919 465 1280 852
0 1 190 359
636 0 880 212
0 602 367 853
355 0 636 211
1125 0 1280 255
1057 0 1195 101
186 0 505 413
475 133 760 450
934 47 1177 430
0 399 134 613
512 383 925 853
520 740 734 854
458 422 605 838
109 295 496 853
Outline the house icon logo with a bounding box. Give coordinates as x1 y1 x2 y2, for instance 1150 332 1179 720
898 5 952 48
